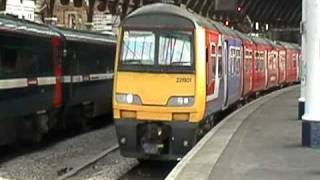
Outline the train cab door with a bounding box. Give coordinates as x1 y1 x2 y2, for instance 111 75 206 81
205 31 224 114
205 31 219 103
222 40 229 109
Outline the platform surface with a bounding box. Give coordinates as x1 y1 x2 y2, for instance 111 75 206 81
167 86 320 180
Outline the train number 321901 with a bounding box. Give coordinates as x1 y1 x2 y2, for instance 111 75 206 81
176 77 192 83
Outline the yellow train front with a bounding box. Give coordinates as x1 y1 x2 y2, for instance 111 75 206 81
113 4 208 160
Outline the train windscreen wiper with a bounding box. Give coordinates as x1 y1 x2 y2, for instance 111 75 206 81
123 59 142 64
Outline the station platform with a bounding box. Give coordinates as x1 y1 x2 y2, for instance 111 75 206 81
167 86 320 180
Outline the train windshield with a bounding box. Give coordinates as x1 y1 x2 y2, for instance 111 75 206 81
158 32 192 66
121 31 156 65
120 30 193 72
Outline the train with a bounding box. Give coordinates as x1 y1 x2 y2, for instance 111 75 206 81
0 15 116 145
113 3 300 160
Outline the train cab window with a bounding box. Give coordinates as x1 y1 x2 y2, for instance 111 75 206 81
218 46 223 78
158 33 192 66
121 31 155 65
0 48 17 76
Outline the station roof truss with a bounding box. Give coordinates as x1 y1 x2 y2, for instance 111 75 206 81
100 0 301 32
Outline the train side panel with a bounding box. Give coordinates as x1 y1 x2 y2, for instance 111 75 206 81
0 27 60 144
278 48 287 85
204 30 224 117
252 44 267 92
62 40 115 119
266 48 279 88
241 42 254 99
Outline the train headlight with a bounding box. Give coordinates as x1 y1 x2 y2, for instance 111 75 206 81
167 97 194 106
126 94 133 104
116 93 142 105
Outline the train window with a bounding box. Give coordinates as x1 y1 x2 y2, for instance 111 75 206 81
259 53 263 72
211 43 216 80
261 53 265 71
273 54 277 69
121 31 155 65
268 54 273 70
212 60 216 80
236 50 241 74
230 48 236 75
0 0 5 11
245 50 252 73
247 58 251 72
293 56 297 69
158 33 192 66
211 44 216 55
218 46 223 78
18 49 39 76
0 48 17 76
69 42 111 75
255 52 259 71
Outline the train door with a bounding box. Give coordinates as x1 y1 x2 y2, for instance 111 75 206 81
205 31 223 115
61 41 78 106
264 49 268 89
206 39 217 98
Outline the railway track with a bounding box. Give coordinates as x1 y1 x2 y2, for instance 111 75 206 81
56 144 119 180
118 161 177 180
0 87 295 180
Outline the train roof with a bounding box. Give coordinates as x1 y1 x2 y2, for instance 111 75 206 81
0 15 59 37
0 15 116 45
263 38 283 49
125 3 300 51
124 3 219 30
249 36 270 46
290 43 301 51
125 3 242 38
56 27 116 45
127 3 198 25
233 30 251 42
277 41 300 50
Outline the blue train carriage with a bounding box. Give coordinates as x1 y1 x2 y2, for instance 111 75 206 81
0 15 62 144
0 15 117 145
210 21 242 110
56 28 116 128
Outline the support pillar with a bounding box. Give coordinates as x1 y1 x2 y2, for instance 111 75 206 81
298 0 306 120
302 0 320 148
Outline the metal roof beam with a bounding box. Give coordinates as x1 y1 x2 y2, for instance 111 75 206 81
186 0 197 10
287 2 301 24
208 0 216 18
246 0 260 19
289 3 302 25
194 0 204 13
260 0 280 23
252 0 268 22
200 0 212 17
271 0 287 21
242 0 255 15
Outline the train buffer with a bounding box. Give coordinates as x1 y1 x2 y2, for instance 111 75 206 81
166 86 320 180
